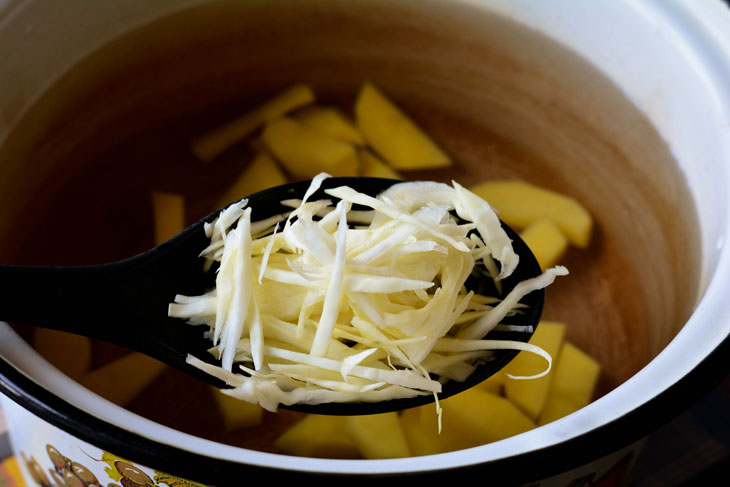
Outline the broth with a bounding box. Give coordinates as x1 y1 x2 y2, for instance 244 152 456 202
0 0 700 455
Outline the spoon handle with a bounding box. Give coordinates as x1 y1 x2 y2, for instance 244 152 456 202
0 263 143 335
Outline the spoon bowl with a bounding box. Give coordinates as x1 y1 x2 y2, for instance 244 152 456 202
0 177 545 415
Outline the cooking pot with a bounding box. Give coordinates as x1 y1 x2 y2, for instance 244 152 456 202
2 0 730 485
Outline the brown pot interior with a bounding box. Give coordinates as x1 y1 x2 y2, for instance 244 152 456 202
0 0 700 450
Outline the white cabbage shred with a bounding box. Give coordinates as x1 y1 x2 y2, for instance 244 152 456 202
169 174 567 411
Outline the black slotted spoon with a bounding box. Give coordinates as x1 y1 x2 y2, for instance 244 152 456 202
0 177 545 415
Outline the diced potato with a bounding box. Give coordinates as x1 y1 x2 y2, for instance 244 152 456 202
33 329 91 380
261 117 359 179
345 412 411 459
358 150 401 179
476 370 505 395
503 321 566 421
211 387 263 431
295 106 365 146
80 352 165 406
151 191 185 245
539 341 601 425
217 152 287 208
539 395 582 426
399 407 445 456
192 84 316 162
437 388 535 450
355 83 451 169
520 218 569 269
275 414 360 459
470 180 592 248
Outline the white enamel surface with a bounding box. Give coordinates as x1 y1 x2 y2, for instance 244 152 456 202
1 0 730 476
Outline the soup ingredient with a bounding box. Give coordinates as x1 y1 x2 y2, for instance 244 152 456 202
192 84 315 162
538 341 601 425
401 388 534 452
210 386 263 431
345 412 412 459
294 106 366 146
366 323 598 458
519 218 569 270
217 152 287 209
274 414 360 458
80 352 165 406
151 191 185 244
261 117 360 178
33 329 91 380
170 176 565 411
358 150 401 180
355 83 452 169
502 321 566 420
470 180 592 248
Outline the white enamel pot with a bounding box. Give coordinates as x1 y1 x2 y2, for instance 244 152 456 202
2 1 730 485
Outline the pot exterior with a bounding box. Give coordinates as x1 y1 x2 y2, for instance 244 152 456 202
2 395 208 487
2 393 642 486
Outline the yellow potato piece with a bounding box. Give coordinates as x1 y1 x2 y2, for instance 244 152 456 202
358 150 401 179
355 83 451 169
539 341 601 425
217 152 287 208
80 352 166 406
539 395 583 426
151 191 185 245
470 180 592 248
476 370 505 395
437 388 535 450
192 84 315 162
261 117 359 179
399 407 445 456
520 218 569 269
33 329 91 381
210 387 263 431
295 106 365 146
345 412 411 459
275 414 360 459
503 321 566 421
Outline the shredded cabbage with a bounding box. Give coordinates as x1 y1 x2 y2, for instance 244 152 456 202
169 174 566 411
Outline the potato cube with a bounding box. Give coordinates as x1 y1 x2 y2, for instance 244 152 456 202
262 117 359 179
212 387 263 431
503 321 566 421
358 150 401 179
217 152 287 208
192 84 315 162
33 329 91 380
539 341 601 425
345 412 411 459
520 218 569 269
151 191 185 245
355 83 451 169
275 414 360 459
437 388 535 450
399 407 445 456
470 180 592 248
476 370 505 395
539 395 582 426
295 106 365 146
80 352 165 406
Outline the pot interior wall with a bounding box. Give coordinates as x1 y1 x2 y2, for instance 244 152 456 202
0 0 699 407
